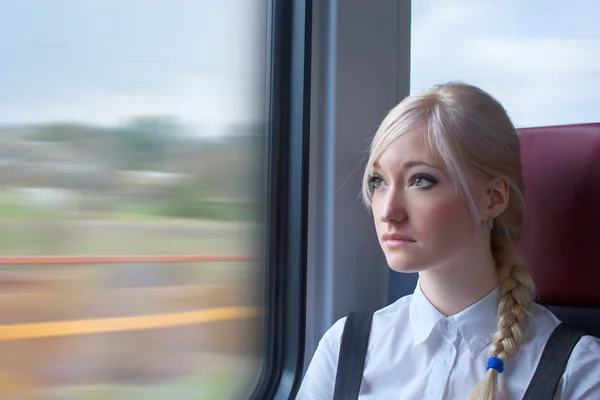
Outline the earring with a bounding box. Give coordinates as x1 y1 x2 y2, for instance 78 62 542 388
487 216 494 230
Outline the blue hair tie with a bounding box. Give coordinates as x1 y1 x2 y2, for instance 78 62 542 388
487 356 504 373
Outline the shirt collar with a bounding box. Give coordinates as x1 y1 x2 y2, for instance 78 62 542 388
409 281 445 347
409 280 500 357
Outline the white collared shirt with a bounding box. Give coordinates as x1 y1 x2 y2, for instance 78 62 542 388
297 283 600 399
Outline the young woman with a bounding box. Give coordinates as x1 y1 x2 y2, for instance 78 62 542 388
297 82 600 399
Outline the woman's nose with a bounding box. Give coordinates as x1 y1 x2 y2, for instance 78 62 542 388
379 188 408 223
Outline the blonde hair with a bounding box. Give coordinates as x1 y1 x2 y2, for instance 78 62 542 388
361 82 535 400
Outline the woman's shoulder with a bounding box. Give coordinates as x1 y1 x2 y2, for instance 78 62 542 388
529 302 599 343
321 295 414 347
531 302 600 351
525 302 594 345
528 302 560 333
375 294 413 318
527 302 600 397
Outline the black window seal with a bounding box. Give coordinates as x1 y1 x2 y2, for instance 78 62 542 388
249 0 312 399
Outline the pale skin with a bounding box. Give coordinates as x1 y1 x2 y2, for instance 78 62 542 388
369 129 511 316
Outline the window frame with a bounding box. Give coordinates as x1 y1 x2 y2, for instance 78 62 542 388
249 0 312 399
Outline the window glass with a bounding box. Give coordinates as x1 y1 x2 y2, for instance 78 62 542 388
411 0 600 127
0 1 267 398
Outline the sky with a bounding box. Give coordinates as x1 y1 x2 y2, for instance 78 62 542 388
0 0 267 135
0 1 598 132
411 0 600 127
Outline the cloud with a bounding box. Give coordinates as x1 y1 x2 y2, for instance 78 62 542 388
410 0 600 127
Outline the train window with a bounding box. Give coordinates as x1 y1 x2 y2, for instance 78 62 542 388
0 1 309 399
411 0 600 127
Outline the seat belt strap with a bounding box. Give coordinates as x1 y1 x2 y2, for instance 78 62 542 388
522 322 588 400
333 311 374 400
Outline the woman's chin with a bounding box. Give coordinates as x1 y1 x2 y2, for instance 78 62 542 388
385 254 423 273
388 264 422 274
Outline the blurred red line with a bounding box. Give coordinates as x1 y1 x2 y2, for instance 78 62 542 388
0 255 258 265
0 278 47 286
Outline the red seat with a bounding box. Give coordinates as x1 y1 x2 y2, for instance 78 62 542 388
518 123 600 308
518 123 600 335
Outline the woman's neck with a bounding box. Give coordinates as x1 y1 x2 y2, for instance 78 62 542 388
418 255 499 317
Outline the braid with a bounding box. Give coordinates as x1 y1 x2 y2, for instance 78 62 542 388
467 233 535 400
491 252 534 359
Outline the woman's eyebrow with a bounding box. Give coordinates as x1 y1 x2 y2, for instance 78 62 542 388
372 160 444 171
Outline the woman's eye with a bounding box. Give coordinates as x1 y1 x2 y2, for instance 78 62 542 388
410 175 436 188
368 175 384 192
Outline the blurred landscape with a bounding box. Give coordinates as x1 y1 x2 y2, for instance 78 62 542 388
0 118 266 399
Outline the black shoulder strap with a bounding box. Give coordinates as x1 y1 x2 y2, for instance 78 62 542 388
333 311 374 400
523 322 588 400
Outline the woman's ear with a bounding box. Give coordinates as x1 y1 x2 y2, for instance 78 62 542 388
486 177 510 217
